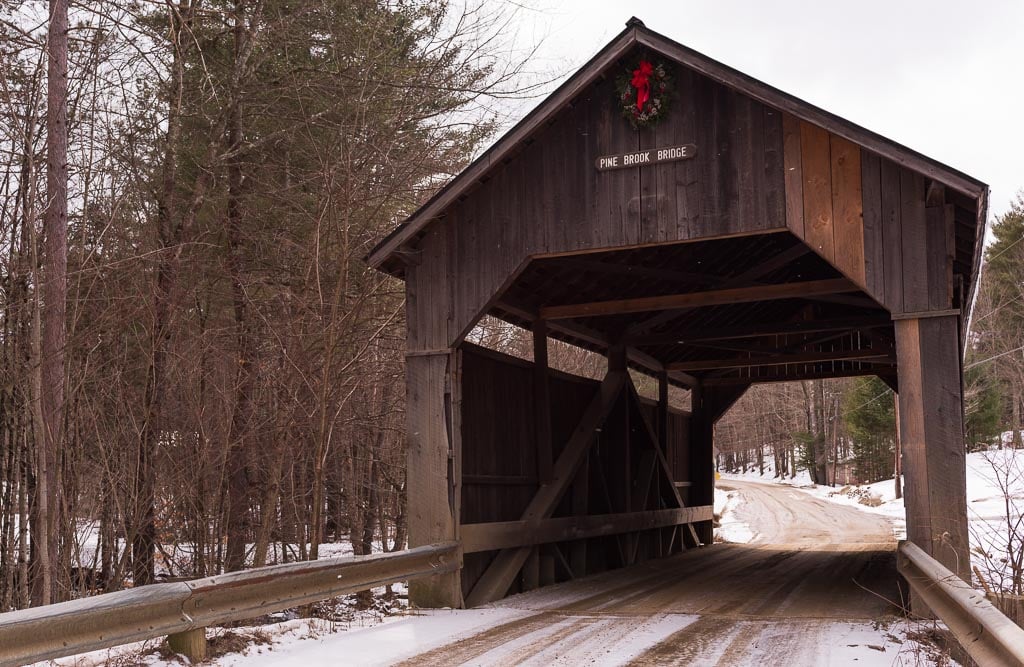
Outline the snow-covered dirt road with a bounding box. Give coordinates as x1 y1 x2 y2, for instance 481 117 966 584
716 479 896 545
222 479 913 666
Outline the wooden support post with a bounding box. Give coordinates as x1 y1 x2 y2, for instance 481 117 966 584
533 320 553 483
570 453 589 577
894 315 969 586
540 550 556 586
167 628 206 662
622 363 635 565
522 550 540 591
406 351 463 608
688 383 713 545
657 371 669 455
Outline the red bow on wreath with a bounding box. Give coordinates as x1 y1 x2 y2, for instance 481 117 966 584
630 60 654 111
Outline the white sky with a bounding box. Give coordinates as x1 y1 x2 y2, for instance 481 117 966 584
499 0 1023 221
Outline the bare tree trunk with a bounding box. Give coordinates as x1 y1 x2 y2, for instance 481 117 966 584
223 4 252 572
31 0 70 606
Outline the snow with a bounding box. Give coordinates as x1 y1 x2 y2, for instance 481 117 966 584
713 485 756 543
213 608 532 667
722 447 1024 593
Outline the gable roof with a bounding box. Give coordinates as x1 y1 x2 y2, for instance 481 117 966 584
367 17 988 285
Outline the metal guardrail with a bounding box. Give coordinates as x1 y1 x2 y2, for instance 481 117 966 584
898 540 1024 666
0 541 459 667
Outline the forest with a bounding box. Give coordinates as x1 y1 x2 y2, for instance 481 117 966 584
0 0 1020 614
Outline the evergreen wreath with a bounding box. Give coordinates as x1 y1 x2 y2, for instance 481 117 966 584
617 58 671 129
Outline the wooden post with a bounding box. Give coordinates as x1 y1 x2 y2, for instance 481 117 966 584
570 452 589 577
894 315 969 585
688 382 714 545
533 320 553 482
656 373 669 558
522 550 540 591
406 351 463 608
527 320 553 588
894 394 903 500
167 628 206 662
657 370 669 454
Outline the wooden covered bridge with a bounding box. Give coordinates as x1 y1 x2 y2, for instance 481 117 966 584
366 18 988 610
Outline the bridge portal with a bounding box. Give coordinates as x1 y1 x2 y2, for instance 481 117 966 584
366 17 987 608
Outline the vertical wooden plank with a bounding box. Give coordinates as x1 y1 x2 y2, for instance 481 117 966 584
533 321 553 482
522 550 539 591
639 121 659 244
570 452 589 577
695 76 724 238
925 202 954 310
860 150 885 299
880 158 904 312
539 551 556 586
799 121 834 261
733 93 763 235
830 136 865 287
782 112 805 240
657 371 669 454
687 383 713 545
900 169 928 312
656 66 700 241
716 87 742 235
895 315 969 585
919 317 966 551
407 352 462 608
762 105 786 231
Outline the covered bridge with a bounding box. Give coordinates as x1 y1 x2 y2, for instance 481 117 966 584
366 18 988 608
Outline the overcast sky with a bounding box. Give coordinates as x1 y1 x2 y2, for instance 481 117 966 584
498 0 1022 221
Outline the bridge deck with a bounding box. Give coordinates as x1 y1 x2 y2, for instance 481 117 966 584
284 480 909 666
397 541 900 665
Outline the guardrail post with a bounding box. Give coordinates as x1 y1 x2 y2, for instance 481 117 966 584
167 627 206 662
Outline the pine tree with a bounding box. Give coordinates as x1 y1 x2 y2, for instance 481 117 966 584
973 194 1024 447
843 377 895 483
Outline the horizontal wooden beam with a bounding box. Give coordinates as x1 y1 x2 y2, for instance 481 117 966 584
540 279 858 320
668 348 894 372
463 475 538 486
460 506 713 553
625 316 892 346
553 257 724 286
891 308 961 321
702 367 895 387
493 299 696 387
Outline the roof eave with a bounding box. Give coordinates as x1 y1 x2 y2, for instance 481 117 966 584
365 22 643 270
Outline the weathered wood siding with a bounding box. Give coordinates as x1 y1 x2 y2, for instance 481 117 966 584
459 344 692 595
782 114 955 315
407 61 788 350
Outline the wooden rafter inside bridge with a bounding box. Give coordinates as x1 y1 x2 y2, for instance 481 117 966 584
367 17 988 608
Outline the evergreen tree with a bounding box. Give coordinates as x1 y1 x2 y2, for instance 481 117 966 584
842 376 895 483
964 361 1004 450
974 194 1024 446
